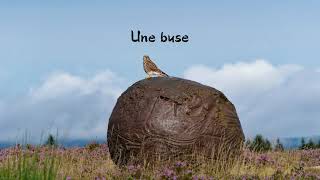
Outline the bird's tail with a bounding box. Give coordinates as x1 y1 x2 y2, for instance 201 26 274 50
160 71 169 77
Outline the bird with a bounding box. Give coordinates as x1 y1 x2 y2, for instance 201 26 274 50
143 55 169 78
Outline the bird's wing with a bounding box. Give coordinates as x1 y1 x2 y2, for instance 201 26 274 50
147 59 160 72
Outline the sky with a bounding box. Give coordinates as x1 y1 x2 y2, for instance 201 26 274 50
0 1 320 142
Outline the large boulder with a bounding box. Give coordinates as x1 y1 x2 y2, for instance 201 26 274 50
107 77 244 165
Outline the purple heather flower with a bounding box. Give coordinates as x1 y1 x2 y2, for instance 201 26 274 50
127 165 135 171
162 168 175 178
175 161 186 168
66 177 72 180
193 176 206 180
127 164 141 174
186 170 192 175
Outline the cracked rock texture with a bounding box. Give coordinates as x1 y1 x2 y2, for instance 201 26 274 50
107 77 244 165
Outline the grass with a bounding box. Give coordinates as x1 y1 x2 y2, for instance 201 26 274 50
0 146 59 180
0 143 320 179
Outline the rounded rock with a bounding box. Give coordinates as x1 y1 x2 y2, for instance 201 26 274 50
107 77 244 165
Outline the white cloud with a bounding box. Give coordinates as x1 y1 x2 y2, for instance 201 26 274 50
0 70 125 142
184 60 303 101
29 70 122 102
184 60 320 138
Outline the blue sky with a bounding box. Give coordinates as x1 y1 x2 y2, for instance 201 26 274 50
0 1 320 141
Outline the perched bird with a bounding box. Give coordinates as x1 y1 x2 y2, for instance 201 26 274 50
143 55 169 78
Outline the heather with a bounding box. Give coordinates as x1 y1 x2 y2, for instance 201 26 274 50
0 143 320 179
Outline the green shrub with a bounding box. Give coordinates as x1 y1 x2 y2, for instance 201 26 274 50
299 138 318 150
246 134 272 152
86 141 100 151
44 134 57 147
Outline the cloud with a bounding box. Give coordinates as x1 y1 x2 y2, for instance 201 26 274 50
29 71 122 102
0 70 125 142
184 60 320 138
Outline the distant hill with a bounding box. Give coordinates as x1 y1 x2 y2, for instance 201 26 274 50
0 141 15 149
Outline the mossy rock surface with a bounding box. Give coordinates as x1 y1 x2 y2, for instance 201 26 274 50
107 77 244 165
